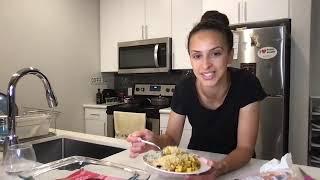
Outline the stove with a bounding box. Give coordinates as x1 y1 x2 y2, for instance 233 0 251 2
106 84 175 137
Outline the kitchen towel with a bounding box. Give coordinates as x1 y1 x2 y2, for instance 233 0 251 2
113 111 146 139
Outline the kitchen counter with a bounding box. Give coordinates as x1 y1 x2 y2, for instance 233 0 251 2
1 129 319 179
83 102 123 109
105 150 320 179
0 129 131 179
0 129 131 161
159 107 171 114
83 104 108 108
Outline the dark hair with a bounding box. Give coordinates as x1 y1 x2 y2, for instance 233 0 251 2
187 11 233 53
201 10 229 25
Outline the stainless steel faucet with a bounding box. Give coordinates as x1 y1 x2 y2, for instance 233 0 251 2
2 67 58 156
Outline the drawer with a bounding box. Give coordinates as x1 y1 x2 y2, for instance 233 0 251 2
85 120 106 136
85 108 107 121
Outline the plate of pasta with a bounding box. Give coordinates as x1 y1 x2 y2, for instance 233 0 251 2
142 146 211 176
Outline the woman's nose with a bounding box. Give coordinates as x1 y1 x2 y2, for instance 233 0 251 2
202 57 212 69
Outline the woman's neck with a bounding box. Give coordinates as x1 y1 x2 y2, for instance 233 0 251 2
196 71 231 109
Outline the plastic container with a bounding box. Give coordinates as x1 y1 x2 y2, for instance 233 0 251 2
16 107 60 139
18 156 150 180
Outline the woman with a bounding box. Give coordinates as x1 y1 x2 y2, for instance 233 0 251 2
127 11 266 179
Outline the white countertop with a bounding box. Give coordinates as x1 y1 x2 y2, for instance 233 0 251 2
1 129 319 179
83 104 108 108
0 129 130 161
83 102 124 109
159 107 171 114
105 150 320 180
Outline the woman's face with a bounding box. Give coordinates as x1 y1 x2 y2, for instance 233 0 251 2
189 30 233 87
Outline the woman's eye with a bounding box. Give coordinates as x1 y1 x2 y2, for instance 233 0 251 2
209 52 222 57
210 52 222 57
192 54 202 59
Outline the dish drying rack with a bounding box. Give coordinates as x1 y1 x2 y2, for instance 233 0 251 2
16 107 61 139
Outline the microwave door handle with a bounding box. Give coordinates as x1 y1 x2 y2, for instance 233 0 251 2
153 44 159 67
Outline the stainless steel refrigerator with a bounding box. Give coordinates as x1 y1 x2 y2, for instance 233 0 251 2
231 19 291 160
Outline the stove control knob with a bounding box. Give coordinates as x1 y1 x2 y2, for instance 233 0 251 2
141 88 145 92
136 88 140 91
166 88 170 92
171 88 175 93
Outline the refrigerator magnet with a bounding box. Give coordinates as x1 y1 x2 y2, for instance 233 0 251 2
257 47 278 60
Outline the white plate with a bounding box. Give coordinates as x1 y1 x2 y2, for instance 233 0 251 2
142 151 211 177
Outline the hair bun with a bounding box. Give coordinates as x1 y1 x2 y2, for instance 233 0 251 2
200 10 230 27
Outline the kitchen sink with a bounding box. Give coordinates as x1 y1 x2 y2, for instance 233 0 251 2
29 137 125 164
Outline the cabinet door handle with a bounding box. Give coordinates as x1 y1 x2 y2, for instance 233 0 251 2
104 122 106 136
238 1 241 23
244 0 247 22
141 25 144 39
160 129 163 135
89 113 100 116
145 25 148 39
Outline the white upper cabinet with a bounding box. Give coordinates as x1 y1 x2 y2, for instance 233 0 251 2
203 0 240 25
100 0 123 72
202 0 289 25
100 0 171 72
122 0 171 41
172 0 202 69
120 0 145 41
245 0 289 23
145 0 171 39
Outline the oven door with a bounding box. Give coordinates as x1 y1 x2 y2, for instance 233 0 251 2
107 114 159 138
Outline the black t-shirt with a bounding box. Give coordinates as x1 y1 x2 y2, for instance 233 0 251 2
171 67 267 154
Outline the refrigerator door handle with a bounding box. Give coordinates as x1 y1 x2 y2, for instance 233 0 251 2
268 94 283 98
275 132 283 157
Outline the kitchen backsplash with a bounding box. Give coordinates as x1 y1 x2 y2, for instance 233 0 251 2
114 69 193 93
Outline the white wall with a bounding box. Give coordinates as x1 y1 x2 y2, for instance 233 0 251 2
0 0 109 132
310 0 320 95
289 0 312 165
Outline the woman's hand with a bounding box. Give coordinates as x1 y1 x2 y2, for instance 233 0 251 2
185 158 226 180
127 129 157 158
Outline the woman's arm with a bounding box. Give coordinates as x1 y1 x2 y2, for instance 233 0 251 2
214 101 260 176
155 111 186 148
127 111 186 157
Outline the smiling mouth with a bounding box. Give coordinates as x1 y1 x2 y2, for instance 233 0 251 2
201 72 215 80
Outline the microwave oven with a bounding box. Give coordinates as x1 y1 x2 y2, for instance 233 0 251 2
118 37 172 74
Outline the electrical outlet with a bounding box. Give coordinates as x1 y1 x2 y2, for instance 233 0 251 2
90 77 96 85
96 77 101 84
91 76 106 86
91 77 99 85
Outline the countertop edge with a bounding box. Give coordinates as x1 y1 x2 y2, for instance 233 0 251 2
83 104 107 109
53 129 130 149
159 107 171 114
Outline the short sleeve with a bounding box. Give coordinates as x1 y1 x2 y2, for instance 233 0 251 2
170 79 190 115
239 74 267 108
